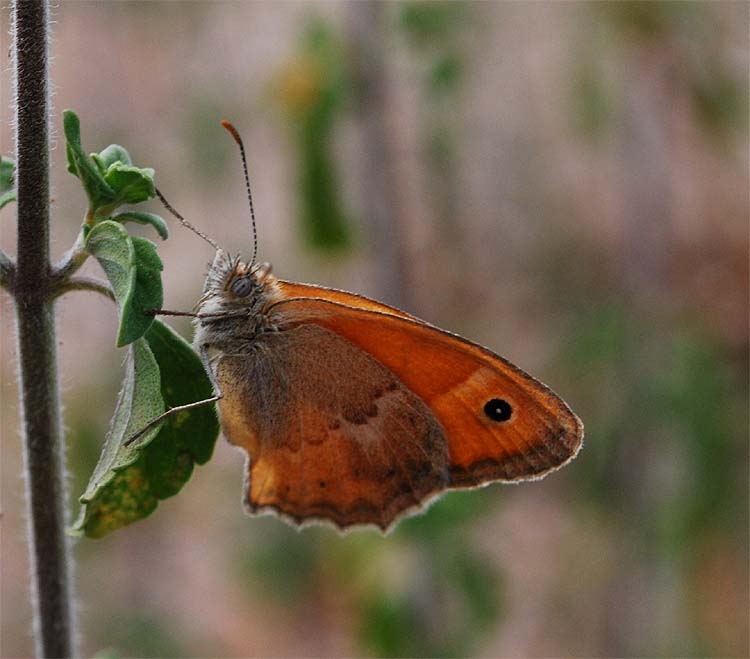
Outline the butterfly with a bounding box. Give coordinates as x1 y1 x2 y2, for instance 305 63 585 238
138 121 584 533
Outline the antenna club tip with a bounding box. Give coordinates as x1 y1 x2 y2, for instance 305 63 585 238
220 119 243 146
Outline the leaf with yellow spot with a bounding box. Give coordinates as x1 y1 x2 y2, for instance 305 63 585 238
71 320 219 538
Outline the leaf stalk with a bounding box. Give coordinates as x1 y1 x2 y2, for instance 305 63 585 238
51 228 88 283
53 276 115 301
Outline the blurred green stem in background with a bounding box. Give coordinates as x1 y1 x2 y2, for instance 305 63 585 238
400 1 468 239
276 18 352 251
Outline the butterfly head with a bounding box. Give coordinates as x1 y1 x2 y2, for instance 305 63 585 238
201 249 276 304
193 249 280 350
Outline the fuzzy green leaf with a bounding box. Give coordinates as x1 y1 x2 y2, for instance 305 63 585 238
104 163 156 206
65 142 77 176
70 335 165 537
141 320 219 488
111 211 169 240
0 155 16 209
85 220 135 310
71 320 219 538
64 111 156 215
92 144 132 173
85 220 163 346
126 237 164 344
63 109 116 209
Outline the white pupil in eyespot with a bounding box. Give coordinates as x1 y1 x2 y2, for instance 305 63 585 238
232 277 252 297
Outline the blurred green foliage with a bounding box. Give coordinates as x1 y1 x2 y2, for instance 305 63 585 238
399 2 471 236
238 490 502 657
573 2 748 141
91 610 190 659
362 491 501 657
563 299 747 534
276 19 351 251
400 2 465 47
691 69 748 138
400 2 467 99
562 299 747 653
570 46 615 140
657 330 747 542
602 0 704 39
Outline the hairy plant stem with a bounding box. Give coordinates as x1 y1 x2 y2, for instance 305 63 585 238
51 228 88 282
53 275 114 301
13 0 77 656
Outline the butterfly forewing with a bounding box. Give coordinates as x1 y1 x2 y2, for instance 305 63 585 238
277 280 419 321
268 296 584 485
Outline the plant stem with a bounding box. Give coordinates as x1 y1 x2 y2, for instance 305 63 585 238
51 228 88 282
13 1 77 656
53 275 114 301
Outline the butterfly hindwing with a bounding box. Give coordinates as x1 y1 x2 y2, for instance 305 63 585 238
216 324 451 531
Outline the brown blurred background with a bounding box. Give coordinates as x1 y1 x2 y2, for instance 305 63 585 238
1 2 748 657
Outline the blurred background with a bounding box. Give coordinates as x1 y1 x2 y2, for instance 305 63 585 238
1 2 748 657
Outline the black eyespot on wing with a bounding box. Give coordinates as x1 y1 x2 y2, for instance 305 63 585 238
484 398 512 422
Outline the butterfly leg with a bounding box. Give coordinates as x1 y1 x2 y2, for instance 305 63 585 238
148 308 200 318
149 308 252 321
123 344 223 447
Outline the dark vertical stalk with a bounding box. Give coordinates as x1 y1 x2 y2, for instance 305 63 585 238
13 1 76 656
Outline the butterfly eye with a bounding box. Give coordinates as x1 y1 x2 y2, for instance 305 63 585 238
230 276 254 298
484 398 512 422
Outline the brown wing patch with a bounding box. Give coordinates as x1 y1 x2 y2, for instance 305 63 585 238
216 325 450 531
268 298 584 486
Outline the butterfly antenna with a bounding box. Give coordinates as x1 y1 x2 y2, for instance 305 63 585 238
220 120 258 266
155 188 221 251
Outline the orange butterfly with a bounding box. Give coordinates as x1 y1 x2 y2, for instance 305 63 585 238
138 122 583 532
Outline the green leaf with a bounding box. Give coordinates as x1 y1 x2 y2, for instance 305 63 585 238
111 211 169 240
1 155 16 188
93 144 132 173
0 189 15 210
400 2 466 47
105 163 156 206
126 236 164 344
63 111 156 216
85 220 163 346
65 141 76 176
143 320 219 478
85 220 134 308
0 155 16 209
70 336 164 537
63 109 116 210
71 320 219 538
